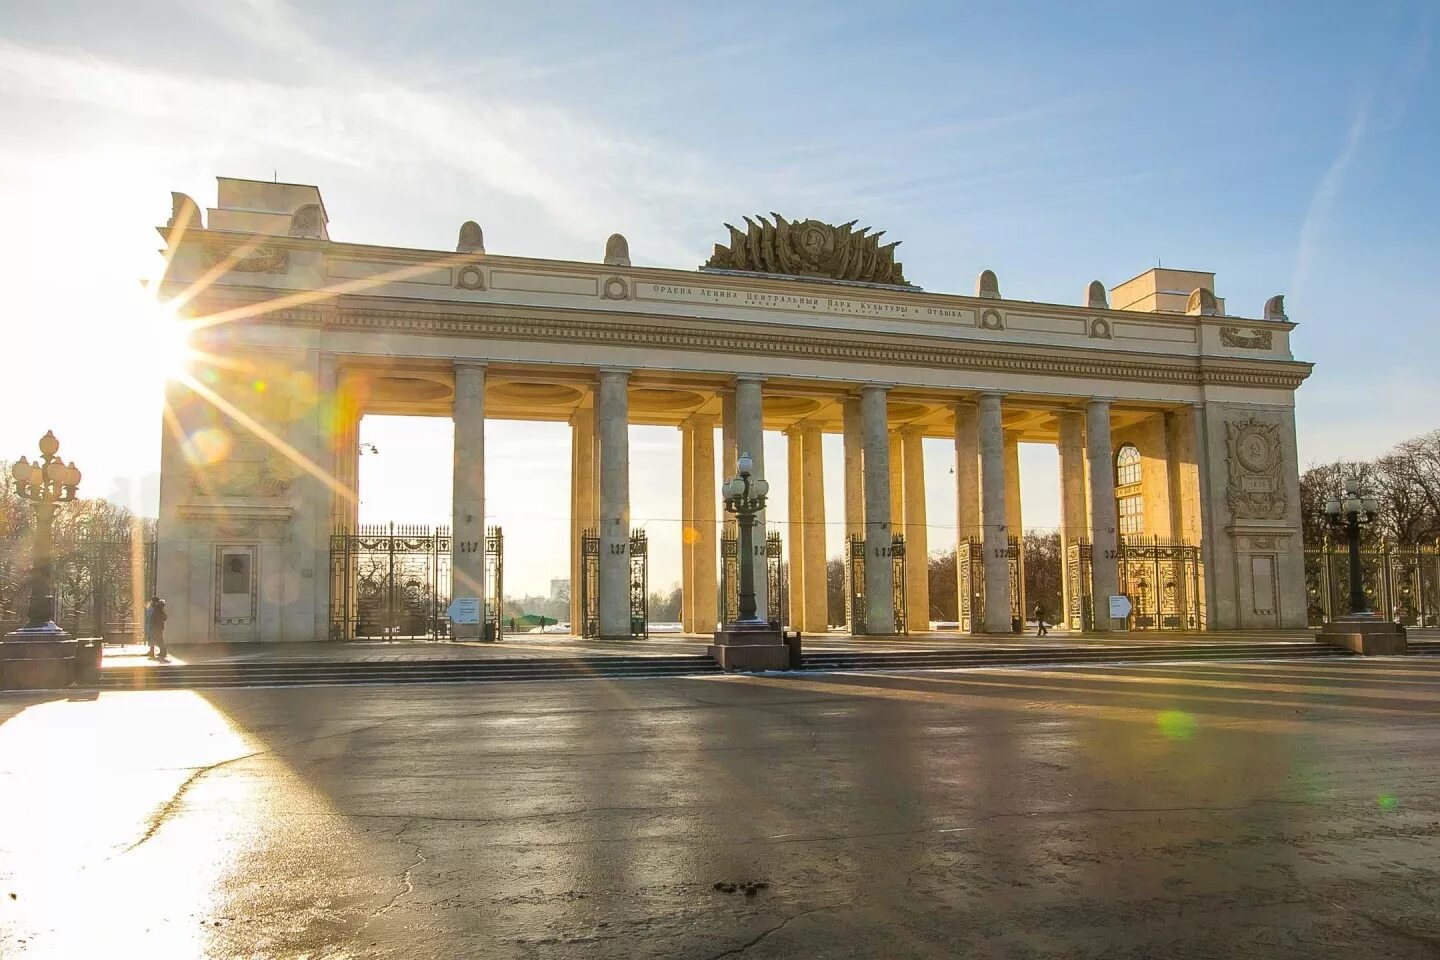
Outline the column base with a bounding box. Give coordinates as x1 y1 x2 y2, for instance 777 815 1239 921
2 625 79 690
1317 614 1407 655
710 622 791 672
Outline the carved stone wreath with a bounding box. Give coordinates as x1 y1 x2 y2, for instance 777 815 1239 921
1225 417 1286 520
202 244 290 275
1220 327 1273 350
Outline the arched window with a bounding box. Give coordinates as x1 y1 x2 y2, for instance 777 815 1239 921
1115 444 1143 536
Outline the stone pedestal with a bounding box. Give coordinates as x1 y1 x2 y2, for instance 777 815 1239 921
1317 614 1407 655
1 625 79 690
710 622 790 672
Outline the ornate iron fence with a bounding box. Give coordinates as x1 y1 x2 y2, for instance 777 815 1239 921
843 533 907 635
1305 538 1440 626
1 526 155 641
1066 537 1203 631
579 528 650 638
721 524 785 625
956 536 1020 633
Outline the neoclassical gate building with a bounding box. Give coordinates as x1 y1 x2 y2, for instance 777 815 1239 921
154 178 1312 643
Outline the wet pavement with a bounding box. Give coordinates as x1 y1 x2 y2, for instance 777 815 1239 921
3 659 1440 957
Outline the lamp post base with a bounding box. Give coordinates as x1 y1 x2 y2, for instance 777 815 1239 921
1317 613 1407 656
2 623 79 689
710 622 790 672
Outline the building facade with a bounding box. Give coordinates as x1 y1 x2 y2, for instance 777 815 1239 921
155 178 1312 643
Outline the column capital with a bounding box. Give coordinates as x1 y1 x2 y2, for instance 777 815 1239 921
733 373 765 385
857 382 893 395
975 390 1005 401
1085 397 1113 409
898 422 926 438
453 360 488 372
684 411 718 428
597 367 631 380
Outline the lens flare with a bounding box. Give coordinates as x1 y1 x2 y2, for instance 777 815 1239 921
182 427 232 466
1156 710 1197 741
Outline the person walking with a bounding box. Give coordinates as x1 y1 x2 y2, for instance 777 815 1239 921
1034 601 1049 637
144 596 169 659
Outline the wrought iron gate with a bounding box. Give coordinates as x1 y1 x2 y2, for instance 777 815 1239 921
721 524 785 625
485 526 504 641
956 536 1021 633
1305 538 1439 626
843 533 907 634
5 526 158 641
578 528 649 638
1066 537 1203 631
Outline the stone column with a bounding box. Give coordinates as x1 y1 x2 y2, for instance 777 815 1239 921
680 420 696 633
1004 431 1026 620
888 431 904 542
859 385 895 634
734 376 768 618
569 405 596 632
786 427 806 628
597 369 631 638
801 423 828 632
842 398 864 537
1056 410 1088 628
978 393 1013 633
1086 399 1120 626
901 426 929 630
721 390 738 479
691 415 718 633
452 362 487 640
954 401 980 632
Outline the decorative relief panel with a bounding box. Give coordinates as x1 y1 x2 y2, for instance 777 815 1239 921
202 244 290 274
1220 326 1273 350
601 276 631 300
1088 318 1112 339
1225 418 1287 520
455 264 486 291
978 308 1005 331
189 439 296 498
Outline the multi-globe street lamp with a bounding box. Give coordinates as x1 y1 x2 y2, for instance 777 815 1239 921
721 452 770 625
10 431 82 632
1323 475 1380 616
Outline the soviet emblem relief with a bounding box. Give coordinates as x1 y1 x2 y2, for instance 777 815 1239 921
202 244 290 275
1225 417 1286 520
1220 327 1274 350
704 214 907 286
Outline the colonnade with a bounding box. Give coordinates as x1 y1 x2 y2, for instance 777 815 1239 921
443 362 1176 639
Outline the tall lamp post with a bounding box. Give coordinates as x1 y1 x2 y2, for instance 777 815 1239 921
1316 473 1406 654
709 452 791 671
1323 475 1379 616
3 431 87 689
721 453 769 624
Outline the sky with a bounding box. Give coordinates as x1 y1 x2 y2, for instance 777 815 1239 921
0 0 1436 597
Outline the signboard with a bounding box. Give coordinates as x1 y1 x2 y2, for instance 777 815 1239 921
1108 595 1133 623
447 597 481 625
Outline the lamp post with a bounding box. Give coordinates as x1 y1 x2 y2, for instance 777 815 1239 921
721 452 770 624
3 431 87 689
1315 473 1405 655
10 431 82 631
709 452 789 671
1323 475 1380 616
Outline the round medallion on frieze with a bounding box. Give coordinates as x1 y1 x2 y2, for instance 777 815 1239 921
1236 431 1274 472
601 276 630 300
1089 318 1112 339
456 265 486 290
979 309 1004 331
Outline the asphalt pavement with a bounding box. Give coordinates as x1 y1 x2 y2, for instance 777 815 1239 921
3 659 1440 958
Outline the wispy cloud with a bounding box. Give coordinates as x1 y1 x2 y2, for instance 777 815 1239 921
1288 97 1371 301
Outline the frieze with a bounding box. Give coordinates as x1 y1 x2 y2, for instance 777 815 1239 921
1220 326 1273 350
1225 418 1287 521
189 446 295 499
637 281 970 323
202 244 290 275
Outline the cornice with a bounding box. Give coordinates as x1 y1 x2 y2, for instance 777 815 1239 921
165 227 1295 329
184 289 1312 391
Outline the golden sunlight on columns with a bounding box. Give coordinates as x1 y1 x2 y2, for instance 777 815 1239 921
1086 399 1121 626
570 405 596 632
451 361 487 640
1057 409 1088 629
680 420 696 633
978 393 1013 634
1004 430 1026 619
842 398 864 537
954 401 980 632
597 369 632 638
888 431 904 540
801 423 827 633
734 376 768 617
859 385 895 635
901 426 929 630
786 426 805 628
691 414 718 633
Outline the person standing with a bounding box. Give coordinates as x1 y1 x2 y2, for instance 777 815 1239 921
145 596 169 659
1034 600 1049 637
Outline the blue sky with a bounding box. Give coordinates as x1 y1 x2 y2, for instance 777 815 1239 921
0 1 1435 594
